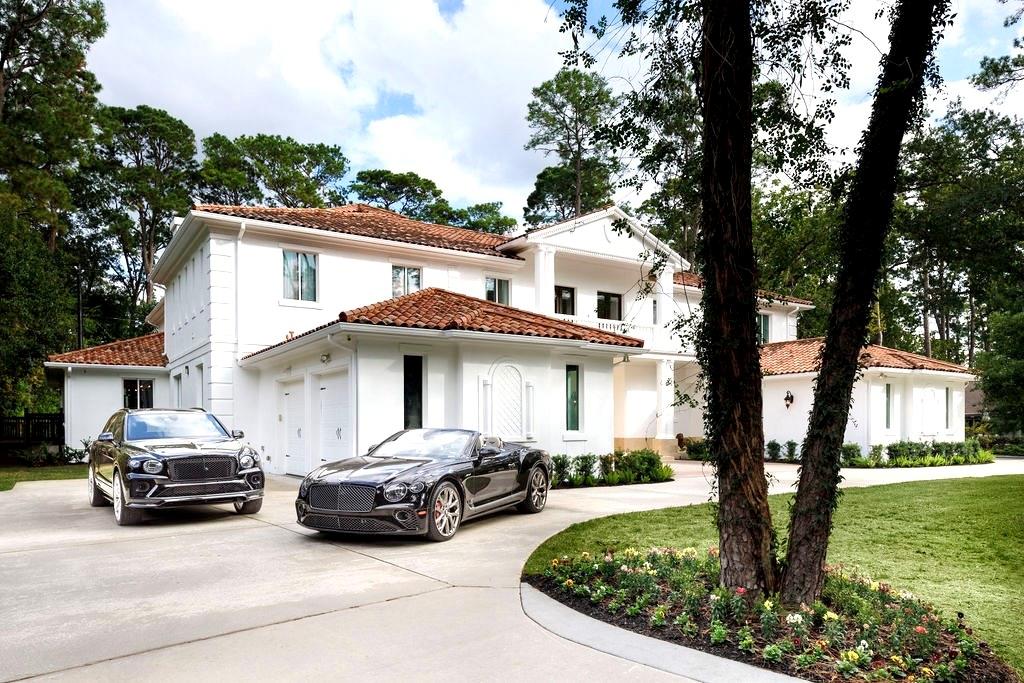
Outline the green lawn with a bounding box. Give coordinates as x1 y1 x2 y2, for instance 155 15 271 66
0 464 88 492
525 476 1024 673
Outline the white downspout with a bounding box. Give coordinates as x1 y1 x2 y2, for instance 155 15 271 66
234 221 246 357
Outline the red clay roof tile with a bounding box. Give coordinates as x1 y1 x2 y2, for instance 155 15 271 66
243 288 643 360
672 271 814 306
193 203 520 259
760 337 973 376
48 333 166 367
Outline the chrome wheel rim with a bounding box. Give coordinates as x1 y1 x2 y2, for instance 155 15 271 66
433 486 460 537
530 469 547 509
87 466 95 502
112 473 122 520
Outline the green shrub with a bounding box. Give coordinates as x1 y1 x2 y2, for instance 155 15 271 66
604 470 623 486
678 436 709 461
551 454 572 487
766 439 781 461
868 444 884 465
651 464 674 482
785 440 799 461
598 453 616 478
840 443 862 466
574 453 598 486
15 444 84 467
847 440 997 468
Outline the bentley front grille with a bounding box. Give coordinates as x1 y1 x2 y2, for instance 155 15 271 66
308 484 376 512
168 456 237 481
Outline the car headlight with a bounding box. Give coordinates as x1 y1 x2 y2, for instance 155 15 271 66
299 468 322 496
383 482 409 502
238 446 259 470
408 481 425 494
128 458 143 470
142 460 163 474
240 454 254 469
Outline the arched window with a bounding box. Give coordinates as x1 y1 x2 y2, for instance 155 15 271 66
491 363 524 439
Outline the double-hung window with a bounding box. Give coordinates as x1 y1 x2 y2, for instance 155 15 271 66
485 277 510 304
393 265 422 298
283 250 317 302
597 292 622 321
945 387 951 430
123 379 154 409
885 383 892 430
404 355 424 429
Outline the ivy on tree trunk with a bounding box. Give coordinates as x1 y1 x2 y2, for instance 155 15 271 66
699 0 778 594
781 0 947 605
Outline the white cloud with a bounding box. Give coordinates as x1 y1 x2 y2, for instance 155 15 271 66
87 0 567 219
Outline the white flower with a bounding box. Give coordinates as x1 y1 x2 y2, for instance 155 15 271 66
786 613 804 625
709 594 720 603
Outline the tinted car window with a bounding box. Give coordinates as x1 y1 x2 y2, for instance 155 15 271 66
110 413 125 441
126 413 229 441
372 429 473 459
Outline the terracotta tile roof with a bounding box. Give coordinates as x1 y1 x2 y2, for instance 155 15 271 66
760 337 974 376
47 332 166 367
243 288 643 360
193 203 520 259
672 271 814 306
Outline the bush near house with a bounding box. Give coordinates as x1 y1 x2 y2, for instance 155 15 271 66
13 444 86 467
551 449 673 488
843 439 994 468
676 435 710 461
977 434 1024 456
784 440 799 462
766 440 782 461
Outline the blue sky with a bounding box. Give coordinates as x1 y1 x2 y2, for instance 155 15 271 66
87 1 1023 220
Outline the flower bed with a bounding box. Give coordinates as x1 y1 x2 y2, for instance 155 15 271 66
841 439 995 468
550 449 673 488
528 547 1018 682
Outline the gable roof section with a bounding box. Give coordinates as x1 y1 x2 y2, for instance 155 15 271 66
673 271 814 306
242 288 643 360
47 332 166 367
193 203 520 259
760 337 973 376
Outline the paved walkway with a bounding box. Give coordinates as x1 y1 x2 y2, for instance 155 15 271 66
0 459 1020 682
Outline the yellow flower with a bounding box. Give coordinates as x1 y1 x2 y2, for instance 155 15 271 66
563 579 574 588
580 551 591 561
763 599 774 611
921 667 934 678
551 559 560 568
824 610 839 621
869 581 880 591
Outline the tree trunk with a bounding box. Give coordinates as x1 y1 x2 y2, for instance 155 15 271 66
968 289 976 366
780 0 943 606
922 266 932 357
699 0 777 593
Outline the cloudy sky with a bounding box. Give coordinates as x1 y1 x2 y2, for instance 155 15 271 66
86 0 1023 221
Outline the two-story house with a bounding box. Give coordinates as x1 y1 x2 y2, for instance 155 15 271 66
47 204 974 472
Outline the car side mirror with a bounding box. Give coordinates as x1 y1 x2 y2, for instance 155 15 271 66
478 446 500 458
231 429 244 439
97 432 115 443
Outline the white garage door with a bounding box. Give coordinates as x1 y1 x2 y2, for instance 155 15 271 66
282 380 306 476
318 370 351 466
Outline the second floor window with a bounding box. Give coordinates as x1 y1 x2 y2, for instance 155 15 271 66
554 285 575 315
393 265 422 298
597 292 622 321
283 250 317 301
485 277 510 304
757 313 770 344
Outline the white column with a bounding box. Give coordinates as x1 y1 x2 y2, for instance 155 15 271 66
656 359 675 439
533 246 555 314
655 266 675 352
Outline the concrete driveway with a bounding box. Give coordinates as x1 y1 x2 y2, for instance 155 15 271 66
1 458 1021 682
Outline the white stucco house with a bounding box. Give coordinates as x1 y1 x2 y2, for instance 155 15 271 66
45 204 974 474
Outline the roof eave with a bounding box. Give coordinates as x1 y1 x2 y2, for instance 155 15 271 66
44 362 169 372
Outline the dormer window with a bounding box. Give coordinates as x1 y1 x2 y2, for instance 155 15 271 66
283 250 317 302
393 265 422 298
757 313 770 344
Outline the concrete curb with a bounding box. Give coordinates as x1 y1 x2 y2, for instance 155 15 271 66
520 582 805 683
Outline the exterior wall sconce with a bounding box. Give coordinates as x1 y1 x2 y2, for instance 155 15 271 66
320 353 331 364
784 391 794 409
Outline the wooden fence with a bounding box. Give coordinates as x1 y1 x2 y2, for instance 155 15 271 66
0 413 64 445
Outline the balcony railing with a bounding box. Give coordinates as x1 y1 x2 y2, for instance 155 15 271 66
554 314 660 349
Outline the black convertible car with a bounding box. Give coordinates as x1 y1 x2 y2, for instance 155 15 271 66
295 428 550 541
87 408 265 525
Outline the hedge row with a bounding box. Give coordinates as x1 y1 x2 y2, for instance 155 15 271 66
841 438 995 468
551 449 673 488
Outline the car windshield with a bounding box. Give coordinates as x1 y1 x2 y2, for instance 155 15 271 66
371 429 473 459
126 412 229 441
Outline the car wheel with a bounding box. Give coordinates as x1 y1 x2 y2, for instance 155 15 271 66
233 498 263 514
87 464 108 507
112 471 142 526
426 481 461 542
518 466 548 514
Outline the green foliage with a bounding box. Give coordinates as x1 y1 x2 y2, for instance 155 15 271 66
234 134 348 207
523 68 618 224
766 440 782 461
551 449 672 489
574 453 598 486
678 436 709 461
14 443 85 467
977 312 1024 433
785 440 799 462
0 464 87 492
841 443 862 467
0 209 73 414
197 132 261 205
551 454 572 487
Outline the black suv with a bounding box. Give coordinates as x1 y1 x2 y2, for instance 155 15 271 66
87 408 264 525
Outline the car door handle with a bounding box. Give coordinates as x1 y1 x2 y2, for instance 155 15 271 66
297 427 302 438
335 427 341 440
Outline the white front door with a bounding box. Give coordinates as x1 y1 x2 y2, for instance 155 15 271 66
318 370 351 467
283 381 306 476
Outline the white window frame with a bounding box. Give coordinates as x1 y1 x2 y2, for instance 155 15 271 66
392 264 423 298
757 313 770 344
484 276 511 305
281 248 319 304
123 378 154 410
